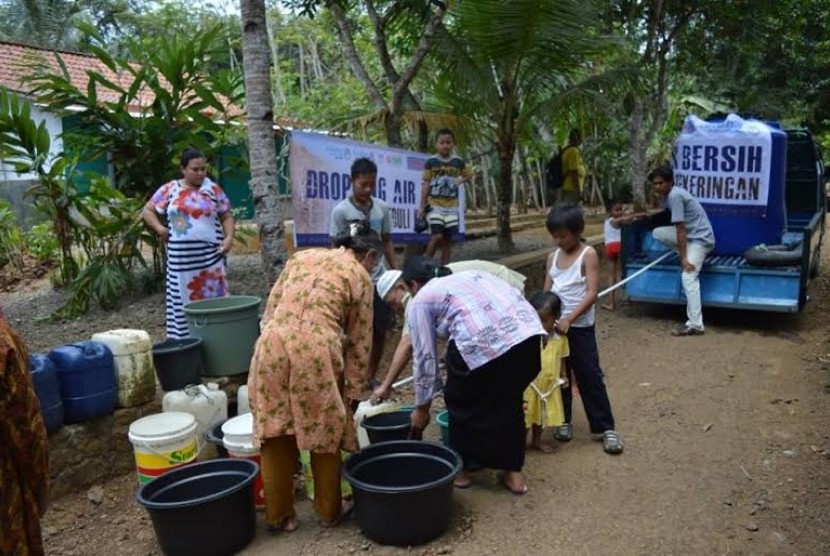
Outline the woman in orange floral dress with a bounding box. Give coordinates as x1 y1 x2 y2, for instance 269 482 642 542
0 309 49 556
142 148 235 339
248 224 378 532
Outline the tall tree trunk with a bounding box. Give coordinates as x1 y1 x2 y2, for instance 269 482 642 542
496 143 515 252
628 99 649 210
240 0 285 284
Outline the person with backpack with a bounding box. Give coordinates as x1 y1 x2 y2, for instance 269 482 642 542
546 129 585 206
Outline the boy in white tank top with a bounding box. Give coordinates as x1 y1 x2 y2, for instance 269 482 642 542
543 205 623 455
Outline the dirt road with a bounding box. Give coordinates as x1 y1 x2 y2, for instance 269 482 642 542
34 231 830 556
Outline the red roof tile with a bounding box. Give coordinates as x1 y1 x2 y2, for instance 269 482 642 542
0 40 243 117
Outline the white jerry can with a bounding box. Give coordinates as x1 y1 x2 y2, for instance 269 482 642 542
162 383 228 440
90 329 155 408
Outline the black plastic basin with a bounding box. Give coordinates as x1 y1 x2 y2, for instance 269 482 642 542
205 420 229 458
344 441 462 546
361 409 413 444
137 459 258 556
152 338 203 391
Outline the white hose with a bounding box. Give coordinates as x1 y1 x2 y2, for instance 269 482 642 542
597 251 673 299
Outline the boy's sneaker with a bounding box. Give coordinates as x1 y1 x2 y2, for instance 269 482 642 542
553 423 573 441
671 326 704 337
602 430 624 454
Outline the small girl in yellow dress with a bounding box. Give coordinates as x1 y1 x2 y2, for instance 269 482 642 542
524 291 569 453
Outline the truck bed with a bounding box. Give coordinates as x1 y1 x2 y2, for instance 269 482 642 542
624 252 803 312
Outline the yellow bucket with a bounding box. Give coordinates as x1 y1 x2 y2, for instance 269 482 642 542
128 412 199 485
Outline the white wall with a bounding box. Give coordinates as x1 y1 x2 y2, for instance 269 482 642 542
0 98 64 182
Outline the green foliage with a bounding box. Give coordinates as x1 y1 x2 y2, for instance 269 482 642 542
25 222 59 264
26 22 245 199
0 87 79 284
0 199 24 270
55 176 153 317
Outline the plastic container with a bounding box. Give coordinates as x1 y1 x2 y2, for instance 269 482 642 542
299 450 352 500
136 458 258 556
91 329 155 407
205 421 229 458
183 296 261 377
152 338 203 391
48 341 117 424
221 413 265 509
353 400 405 449
674 118 788 255
435 410 450 446
344 441 462 546
28 353 64 433
128 412 199 485
162 384 228 441
236 385 250 415
361 409 414 445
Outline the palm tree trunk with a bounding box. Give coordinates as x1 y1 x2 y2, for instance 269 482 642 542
496 134 515 252
240 0 285 284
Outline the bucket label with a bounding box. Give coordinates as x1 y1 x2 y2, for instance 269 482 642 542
134 440 198 469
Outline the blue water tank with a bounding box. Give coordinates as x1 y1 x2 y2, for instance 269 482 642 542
48 341 117 423
28 353 65 433
705 126 787 255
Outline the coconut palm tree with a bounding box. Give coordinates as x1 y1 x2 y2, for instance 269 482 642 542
240 0 286 284
429 0 620 251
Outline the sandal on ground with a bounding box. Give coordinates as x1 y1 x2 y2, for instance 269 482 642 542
553 423 573 442
497 472 528 496
671 326 704 337
321 499 355 528
602 430 624 455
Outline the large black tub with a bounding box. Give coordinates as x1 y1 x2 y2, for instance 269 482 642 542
137 459 258 556
344 440 462 546
361 409 413 444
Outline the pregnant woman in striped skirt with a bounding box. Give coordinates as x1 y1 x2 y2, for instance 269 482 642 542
142 148 235 339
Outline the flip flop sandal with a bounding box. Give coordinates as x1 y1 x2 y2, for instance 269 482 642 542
602 430 624 455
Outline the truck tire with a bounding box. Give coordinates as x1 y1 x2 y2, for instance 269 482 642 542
744 243 803 268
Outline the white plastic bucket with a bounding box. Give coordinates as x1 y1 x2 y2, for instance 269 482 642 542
222 413 265 509
128 411 198 485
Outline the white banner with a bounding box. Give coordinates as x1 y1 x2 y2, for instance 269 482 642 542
672 114 773 216
289 131 465 246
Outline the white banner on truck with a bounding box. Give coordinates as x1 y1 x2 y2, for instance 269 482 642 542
289 131 465 246
672 114 773 215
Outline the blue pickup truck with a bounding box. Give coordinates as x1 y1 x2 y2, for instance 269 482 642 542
622 128 825 313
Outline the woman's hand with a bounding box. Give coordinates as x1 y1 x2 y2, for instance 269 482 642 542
409 406 430 437
157 227 170 243
370 383 392 404
555 316 571 335
218 237 233 256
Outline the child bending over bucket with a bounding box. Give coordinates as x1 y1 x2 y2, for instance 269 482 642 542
524 291 569 453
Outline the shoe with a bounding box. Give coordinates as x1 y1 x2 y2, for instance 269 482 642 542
671 326 704 337
602 430 624 454
553 423 573 442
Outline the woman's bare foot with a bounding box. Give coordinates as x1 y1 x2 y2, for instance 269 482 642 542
321 499 354 528
266 515 298 533
500 471 528 495
454 469 472 489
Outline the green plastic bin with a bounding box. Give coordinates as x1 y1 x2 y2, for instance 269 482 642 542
183 295 261 377
436 410 450 446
